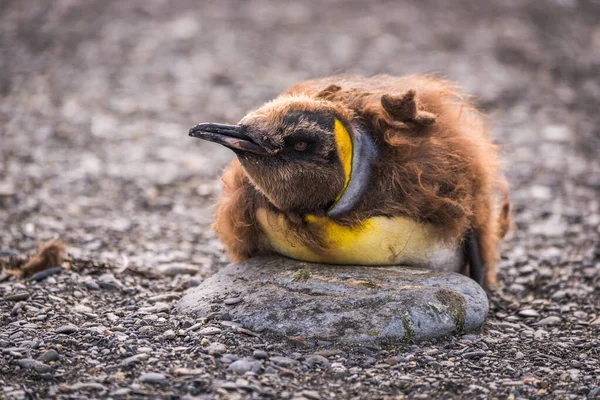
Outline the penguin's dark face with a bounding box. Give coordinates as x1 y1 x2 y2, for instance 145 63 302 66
190 106 350 214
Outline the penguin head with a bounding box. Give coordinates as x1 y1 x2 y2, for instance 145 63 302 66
190 96 377 215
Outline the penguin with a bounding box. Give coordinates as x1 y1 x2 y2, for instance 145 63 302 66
189 75 510 288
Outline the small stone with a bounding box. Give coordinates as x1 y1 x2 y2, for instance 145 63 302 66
85 281 100 290
139 372 167 384
463 350 487 359
279 369 296 377
163 330 176 340
515 351 525 360
173 367 204 375
306 355 329 367
270 356 299 367
220 381 238 390
157 263 199 276
199 327 222 336
18 359 51 373
223 297 243 305
37 349 59 363
542 124 571 142
69 382 106 392
208 342 227 355
28 267 62 281
4 292 30 301
228 359 261 374
535 316 562 326
252 350 268 359
302 390 321 400
97 274 123 291
73 305 93 314
517 309 539 318
221 354 240 364
55 324 79 334
121 354 150 366
589 317 600 326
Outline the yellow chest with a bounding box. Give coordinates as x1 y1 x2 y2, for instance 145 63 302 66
256 209 462 271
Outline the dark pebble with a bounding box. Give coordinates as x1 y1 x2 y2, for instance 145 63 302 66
55 324 79 334
4 292 30 301
28 267 62 281
37 349 59 363
463 350 487 359
85 281 100 291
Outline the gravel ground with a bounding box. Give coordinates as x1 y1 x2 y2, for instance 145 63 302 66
1 0 599 399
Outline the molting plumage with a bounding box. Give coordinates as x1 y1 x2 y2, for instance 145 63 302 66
189 74 511 288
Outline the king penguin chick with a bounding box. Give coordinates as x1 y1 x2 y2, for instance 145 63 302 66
189 75 510 288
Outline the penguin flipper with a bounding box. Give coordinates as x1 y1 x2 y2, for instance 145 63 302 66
463 230 486 287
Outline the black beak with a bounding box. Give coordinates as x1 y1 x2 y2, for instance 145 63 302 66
189 123 270 155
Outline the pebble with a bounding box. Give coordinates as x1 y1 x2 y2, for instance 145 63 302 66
156 263 199 276
252 350 268 359
163 329 176 340
270 356 299 367
208 342 227 355
463 350 487 359
139 372 167 384
55 324 79 334
85 281 100 290
73 304 93 314
69 382 106 392
37 349 59 363
223 297 243 305
306 355 329 367
4 292 30 301
121 353 150 366
228 359 261 374
199 327 222 335
97 274 123 291
28 267 62 281
535 316 562 326
302 390 321 400
18 359 52 373
517 309 539 318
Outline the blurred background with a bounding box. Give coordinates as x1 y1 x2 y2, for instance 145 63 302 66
0 0 599 281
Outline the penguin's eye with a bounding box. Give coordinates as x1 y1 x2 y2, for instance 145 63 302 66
293 141 310 151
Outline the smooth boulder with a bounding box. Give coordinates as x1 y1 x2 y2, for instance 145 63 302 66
178 256 488 343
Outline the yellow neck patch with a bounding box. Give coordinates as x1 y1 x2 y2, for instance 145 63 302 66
333 119 352 201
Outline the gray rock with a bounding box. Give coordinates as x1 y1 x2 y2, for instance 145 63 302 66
228 358 262 374
535 316 562 326
517 309 539 318
207 342 227 355
178 257 489 343
69 382 106 392
224 297 243 305
4 292 30 302
252 350 268 359
198 327 221 335
139 372 167 384
28 267 62 281
55 324 79 334
18 359 51 373
157 263 199 276
270 356 299 367
37 349 59 363
97 273 123 291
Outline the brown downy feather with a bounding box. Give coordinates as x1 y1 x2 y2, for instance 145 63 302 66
9 239 66 278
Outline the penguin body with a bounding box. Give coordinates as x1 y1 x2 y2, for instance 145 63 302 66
189 74 510 288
